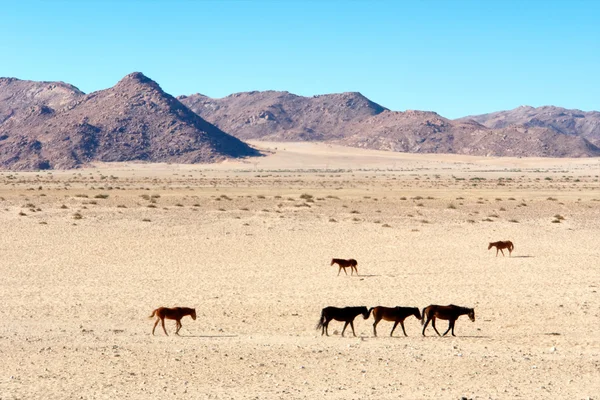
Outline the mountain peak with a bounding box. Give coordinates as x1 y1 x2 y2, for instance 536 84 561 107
115 72 162 91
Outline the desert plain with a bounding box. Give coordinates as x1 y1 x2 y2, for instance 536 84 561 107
0 142 599 399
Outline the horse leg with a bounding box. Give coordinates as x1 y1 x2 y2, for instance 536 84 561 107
161 318 168 336
152 318 160 335
400 320 408 337
431 318 441 336
343 267 348 275
422 317 431 336
175 320 182 335
337 266 341 276
373 318 380 337
350 320 357 337
324 318 330 336
342 322 349 337
442 320 453 336
390 321 399 337
496 247 499 257
451 320 457 337
500 248 505 257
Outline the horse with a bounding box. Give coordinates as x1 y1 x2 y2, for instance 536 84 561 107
369 306 422 337
316 306 371 337
330 258 358 276
421 304 475 337
149 307 197 336
488 240 514 257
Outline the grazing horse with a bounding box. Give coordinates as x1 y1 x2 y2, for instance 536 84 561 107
421 304 475 337
331 258 358 276
488 240 514 257
316 306 371 337
149 307 197 336
370 306 422 337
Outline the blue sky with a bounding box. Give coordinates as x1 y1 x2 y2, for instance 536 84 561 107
1 1 598 118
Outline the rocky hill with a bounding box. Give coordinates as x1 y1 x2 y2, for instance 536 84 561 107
459 105 600 147
0 73 259 170
180 91 600 157
178 91 387 141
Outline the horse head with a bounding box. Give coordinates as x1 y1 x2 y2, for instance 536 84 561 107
330 259 335 266
488 243 493 250
361 307 371 319
468 308 475 322
413 307 423 320
191 309 197 320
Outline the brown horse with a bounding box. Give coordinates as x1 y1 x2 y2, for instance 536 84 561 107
316 306 371 337
370 306 422 337
421 304 475 337
149 307 197 336
331 258 358 276
488 240 514 257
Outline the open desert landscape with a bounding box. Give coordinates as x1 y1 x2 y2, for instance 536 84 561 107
0 142 598 399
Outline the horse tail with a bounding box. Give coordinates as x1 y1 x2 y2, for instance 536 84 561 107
315 309 325 330
149 308 158 319
511 242 515 251
367 307 374 319
421 307 427 325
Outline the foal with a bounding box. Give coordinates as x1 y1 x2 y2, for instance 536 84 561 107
421 304 475 337
488 240 514 257
316 306 371 337
149 307 197 336
370 306 422 337
331 258 358 276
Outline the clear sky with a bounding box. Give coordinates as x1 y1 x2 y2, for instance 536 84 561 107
1 0 598 118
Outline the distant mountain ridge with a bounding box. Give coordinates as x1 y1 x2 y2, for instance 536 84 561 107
0 73 259 170
1 73 599 171
179 91 600 158
458 105 600 146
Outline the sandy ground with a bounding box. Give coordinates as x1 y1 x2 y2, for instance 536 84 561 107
1 142 599 399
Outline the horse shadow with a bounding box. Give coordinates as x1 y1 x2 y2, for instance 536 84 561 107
511 255 534 258
178 334 238 338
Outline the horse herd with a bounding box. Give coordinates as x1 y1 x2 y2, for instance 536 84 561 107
149 240 512 337
317 304 475 338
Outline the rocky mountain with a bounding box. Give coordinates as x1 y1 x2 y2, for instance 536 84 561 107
178 91 387 141
459 105 600 147
180 91 600 157
0 73 259 170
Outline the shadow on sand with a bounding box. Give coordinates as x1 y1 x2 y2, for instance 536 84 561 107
178 334 238 338
511 255 534 258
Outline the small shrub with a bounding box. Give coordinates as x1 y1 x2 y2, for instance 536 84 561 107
300 193 313 200
447 203 456 209
328 218 337 222
73 213 83 220
382 223 391 228
142 218 151 222
509 219 519 223
94 194 109 199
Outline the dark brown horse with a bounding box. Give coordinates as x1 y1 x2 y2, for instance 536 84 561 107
149 307 197 336
421 304 475 337
331 258 358 276
370 306 422 337
488 240 514 257
316 306 371 337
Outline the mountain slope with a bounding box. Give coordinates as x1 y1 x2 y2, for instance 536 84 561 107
0 73 259 170
180 90 600 157
459 105 600 147
178 91 387 141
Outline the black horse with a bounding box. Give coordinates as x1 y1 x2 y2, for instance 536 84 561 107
316 306 371 337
